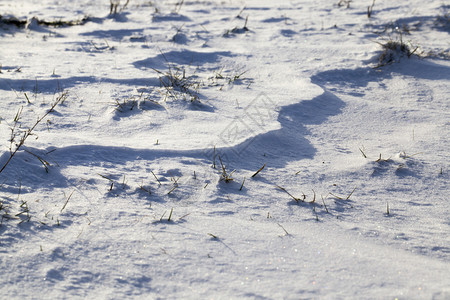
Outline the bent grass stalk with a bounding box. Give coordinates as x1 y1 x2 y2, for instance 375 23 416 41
276 185 303 203
98 174 114 190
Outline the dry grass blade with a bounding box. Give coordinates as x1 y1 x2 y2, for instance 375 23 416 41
151 170 161 185
359 147 367 158
251 164 266 178
276 185 302 203
277 223 290 236
367 0 375 18
167 185 178 195
175 0 185 13
98 173 114 190
329 187 356 200
321 195 329 213
208 233 218 239
168 208 173 221
239 177 246 191
24 149 51 172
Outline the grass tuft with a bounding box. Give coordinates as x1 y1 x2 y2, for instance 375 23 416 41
219 156 235 183
223 16 250 37
152 51 203 103
375 33 420 67
0 91 67 174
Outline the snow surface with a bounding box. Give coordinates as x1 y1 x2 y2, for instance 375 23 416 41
0 0 449 298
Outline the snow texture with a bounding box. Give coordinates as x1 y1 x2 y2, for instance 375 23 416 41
0 0 449 298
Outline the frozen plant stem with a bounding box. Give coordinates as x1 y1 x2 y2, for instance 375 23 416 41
251 164 266 178
367 0 375 18
168 208 173 222
321 196 329 213
329 187 356 200
213 146 216 169
167 185 178 195
208 233 218 239
277 223 289 236
240 177 245 191
175 0 185 13
98 174 114 190
359 147 367 158
139 182 151 195
61 190 75 212
151 171 161 185
24 93 31 104
276 185 302 203
313 202 319 221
